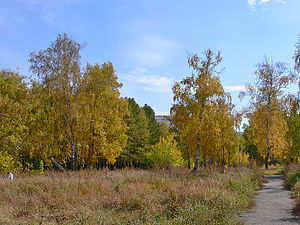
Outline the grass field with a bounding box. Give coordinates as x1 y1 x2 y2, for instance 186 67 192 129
0 167 263 224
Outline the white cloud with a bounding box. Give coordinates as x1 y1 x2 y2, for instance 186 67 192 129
247 0 287 10
275 0 287 3
127 36 180 67
248 0 256 7
224 85 246 91
121 67 173 93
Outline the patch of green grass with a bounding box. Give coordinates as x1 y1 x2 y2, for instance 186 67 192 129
287 171 300 190
263 165 284 175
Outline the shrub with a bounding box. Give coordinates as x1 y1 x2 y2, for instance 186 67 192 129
287 171 300 190
283 163 300 216
148 134 183 168
283 163 300 189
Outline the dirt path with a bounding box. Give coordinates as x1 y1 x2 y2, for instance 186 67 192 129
243 175 299 225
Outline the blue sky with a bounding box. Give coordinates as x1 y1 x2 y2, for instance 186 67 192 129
0 0 299 117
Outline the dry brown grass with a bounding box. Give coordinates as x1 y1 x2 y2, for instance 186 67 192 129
0 166 262 224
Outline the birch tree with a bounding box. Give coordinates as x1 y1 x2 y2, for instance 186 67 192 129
76 63 128 167
0 70 28 171
240 58 295 169
171 49 225 171
29 33 82 171
294 35 300 74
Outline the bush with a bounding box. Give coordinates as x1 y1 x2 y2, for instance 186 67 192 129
283 163 300 189
148 134 183 168
283 163 300 216
287 171 300 190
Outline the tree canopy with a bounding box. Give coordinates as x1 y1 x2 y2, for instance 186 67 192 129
1 33 300 172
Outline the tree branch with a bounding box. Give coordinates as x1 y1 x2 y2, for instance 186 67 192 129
50 156 66 172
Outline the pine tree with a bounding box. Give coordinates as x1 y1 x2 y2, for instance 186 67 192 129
143 104 161 146
120 98 150 168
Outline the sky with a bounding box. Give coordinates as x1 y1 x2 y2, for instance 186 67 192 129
0 0 299 119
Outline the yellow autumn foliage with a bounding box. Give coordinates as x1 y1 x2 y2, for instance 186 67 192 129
148 134 183 168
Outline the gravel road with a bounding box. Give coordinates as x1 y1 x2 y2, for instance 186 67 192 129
243 175 299 225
